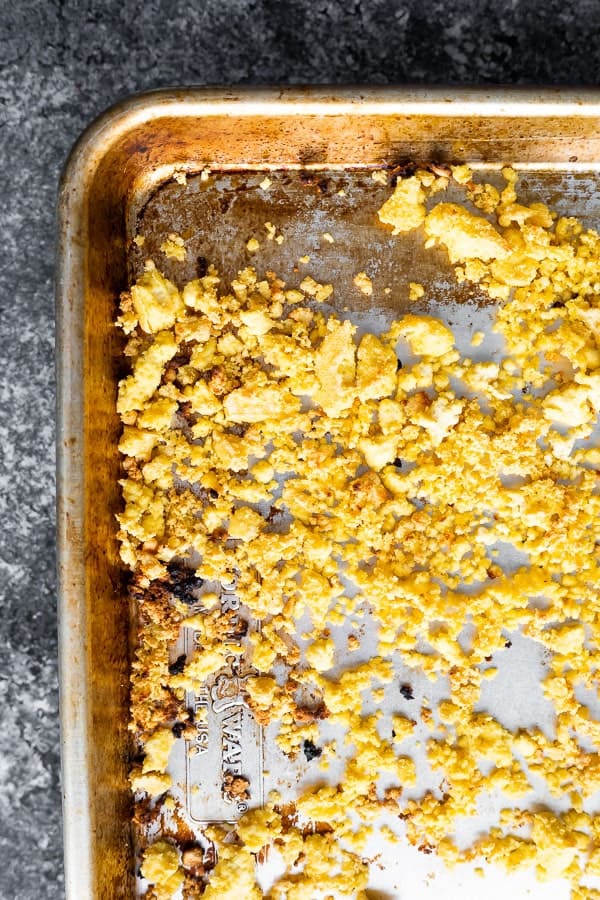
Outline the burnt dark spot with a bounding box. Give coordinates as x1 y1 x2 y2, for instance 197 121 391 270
303 739 323 761
397 357 403 370
172 721 186 738
393 458 403 469
166 561 205 604
197 256 208 278
400 683 414 700
551 300 565 309
484 655 493 662
505 640 512 649
227 423 248 437
298 143 328 166
388 159 418 186
129 749 145 767
169 654 187 676
208 488 219 500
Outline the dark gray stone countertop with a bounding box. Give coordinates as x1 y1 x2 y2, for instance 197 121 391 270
1 1 599 897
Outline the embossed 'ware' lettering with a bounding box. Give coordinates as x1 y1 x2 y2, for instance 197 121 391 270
221 706 243 770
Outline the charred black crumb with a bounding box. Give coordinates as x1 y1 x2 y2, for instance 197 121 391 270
400 682 414 700
396 357 403 370
505 640 513 648
551 300 565 309
166 561 205 604
197 256 208 278
169 654 188 676
208 488 219 500
484 655 493 662
172 721 186 738
393 458 403 469
303 739 323 761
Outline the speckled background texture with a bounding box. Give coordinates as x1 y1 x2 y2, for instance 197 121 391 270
1 1 599 897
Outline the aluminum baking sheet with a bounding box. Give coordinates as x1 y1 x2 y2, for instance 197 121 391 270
57 88 600 900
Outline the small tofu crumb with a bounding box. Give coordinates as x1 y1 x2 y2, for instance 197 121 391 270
246 238 260 253
471 330 485 347
337 188 346 196
200 167 211 181
300 276 334 302
378 175 426 234
298 255 310 264
133 234 146 247
160 234 186 261
275 234 285 245
451 164 473 185
322 232 335 243
141 841 183 895
372 170 388 185
173 171 187 185
409 282 425 301
264 222 276 240
354 272 373 296
260 176 272 190
384 287 392 295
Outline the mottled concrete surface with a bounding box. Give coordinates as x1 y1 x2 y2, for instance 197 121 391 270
0 1 599 897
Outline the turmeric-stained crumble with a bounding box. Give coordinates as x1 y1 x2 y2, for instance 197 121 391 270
119 167 600 898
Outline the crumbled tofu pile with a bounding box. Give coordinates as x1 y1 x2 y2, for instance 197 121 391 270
121 167 600 899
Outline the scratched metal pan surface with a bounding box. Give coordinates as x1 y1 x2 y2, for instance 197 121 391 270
56 87 600 899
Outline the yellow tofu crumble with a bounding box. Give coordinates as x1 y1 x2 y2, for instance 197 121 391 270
160 233 187 261
121 166 600 899
353 271 373 296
